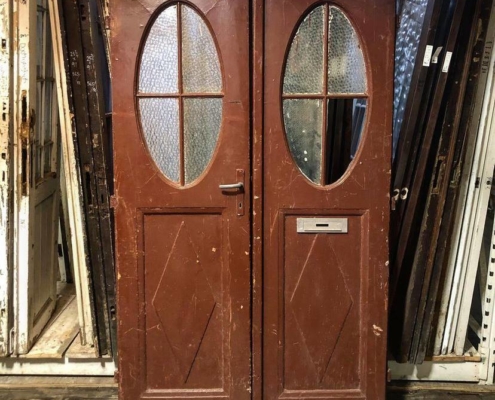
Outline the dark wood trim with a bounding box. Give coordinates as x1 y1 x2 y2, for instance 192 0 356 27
321 4 330 184
136 92 224 98
281 93 367 99
178 4 185 186
79 0 117 357
251 0 264 398
62 0 109 356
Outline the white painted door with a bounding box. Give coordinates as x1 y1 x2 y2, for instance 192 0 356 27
13 0 60 354
0 0 13 357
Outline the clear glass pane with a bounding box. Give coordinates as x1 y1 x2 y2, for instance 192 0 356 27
139 98 180 182
182 5 222 93
325 98 367 184
184 98 222 183
139 5 179 94
283 6 325 94
327 7 366 94
283 99 323 184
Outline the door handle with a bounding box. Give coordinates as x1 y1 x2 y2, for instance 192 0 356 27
219 182 244 190
220 170 245 216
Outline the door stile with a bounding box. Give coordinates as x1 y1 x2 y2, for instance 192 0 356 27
251 0 264 398
12 0 35 355
0 0 12 357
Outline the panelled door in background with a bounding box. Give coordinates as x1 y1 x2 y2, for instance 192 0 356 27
13 0 60 355
112 0 393 399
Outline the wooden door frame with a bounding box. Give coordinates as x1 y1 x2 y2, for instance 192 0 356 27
12 0 35 355
0 0 12 357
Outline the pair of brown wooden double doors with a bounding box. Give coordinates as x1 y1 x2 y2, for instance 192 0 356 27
111 0 393 399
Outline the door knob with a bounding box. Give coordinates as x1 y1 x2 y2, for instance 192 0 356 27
219 182 244 190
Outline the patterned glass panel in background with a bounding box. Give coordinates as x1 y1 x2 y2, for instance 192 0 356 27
327 7 366 94
182 5 222 93
139 98 180 182
283 99 323 183
139 5 179 94
393 0 428 156
283 6 325 94
184 98 223 183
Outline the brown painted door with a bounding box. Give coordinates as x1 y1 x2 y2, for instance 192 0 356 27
113 0 393 399
263 0 393 399
111 0 251 398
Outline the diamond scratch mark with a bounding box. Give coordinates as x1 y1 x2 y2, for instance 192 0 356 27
290 236 353 383
152 222 216 383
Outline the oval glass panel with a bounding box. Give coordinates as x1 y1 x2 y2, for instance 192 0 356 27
137 3 223 185
282 4 367 186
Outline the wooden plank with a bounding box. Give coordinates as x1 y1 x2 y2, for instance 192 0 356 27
0 0 12 357
21 288 78 359
77 0 116 356
388 382 495 399
0 357 115 375
66 333 98 359
62 0 110 356
48 0 95 347
389 361 480 382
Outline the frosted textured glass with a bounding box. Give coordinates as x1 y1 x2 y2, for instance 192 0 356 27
139 5 178 93
184 98 222 183
283 99 323 183
393 0 428 156
182 5 222 93
327 7 366 94
139 98 180 182
283 6 325 94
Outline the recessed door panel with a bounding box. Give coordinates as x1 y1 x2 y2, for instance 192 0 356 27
283 214 364 392
142 212 224 391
